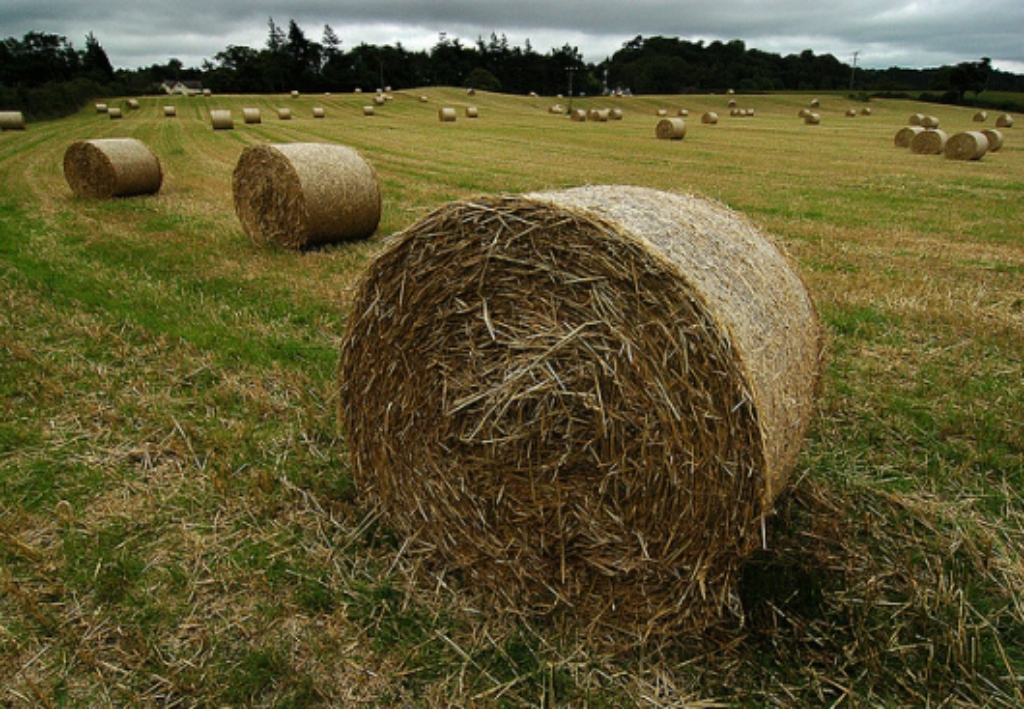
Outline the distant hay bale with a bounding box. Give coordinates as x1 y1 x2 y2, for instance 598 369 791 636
610 108 623 120
973 111 987 122
243 107 261 124
465 106 479 118
894 125 925 147
910 128 948 154
202 89 212 97
590 108 610 122
909 113 925 126
63 138 163 199
746 108 755 116
277 107 292 120
374 94 386 106
995 113 1014 128
548 104 565 114
362 105 375 116
730 108 741 117
354 87 363 93
419 95 429 103
944 131 989 160
291 90 300 98
232 142 381 250
570 109 587 122
811 98 820 107
108 107 123 120
210 109 233 130
438 107 457 122
845 109 857 117
980 128 1004 152
728 98 737 108
678 109 689 117
798 108 811 118
126 99 140 110
95 103 108 114
163 105 176 117
313 106 325 119
804 112 821 125
701 111 719 124
0 111 26 130
337 185 823 638
656 117 686 140
467 88 476 96
861 107 872 116
657 109 669 117
920 115 940 128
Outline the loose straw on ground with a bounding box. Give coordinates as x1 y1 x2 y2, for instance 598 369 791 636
63 138 163 199
338 185 823 640
231 142 381 249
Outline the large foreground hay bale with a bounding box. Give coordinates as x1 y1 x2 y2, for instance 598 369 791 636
981 128 1004 152
338 185 823 637
210 109 233 130
995 113 1014 128
910 128 948 154
0 111 26 130
231 142 381 249
944 131 989 160
63 138 163 199
243 107 261 124
655 116 686 140
894 125 925 147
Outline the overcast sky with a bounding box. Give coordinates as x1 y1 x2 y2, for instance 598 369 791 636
4 0 1023 74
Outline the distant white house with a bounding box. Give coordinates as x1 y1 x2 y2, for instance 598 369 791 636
160 80 203 96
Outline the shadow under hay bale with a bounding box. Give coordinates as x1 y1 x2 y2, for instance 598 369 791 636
63 138 163 199
338 185 823 639
231 142 381 249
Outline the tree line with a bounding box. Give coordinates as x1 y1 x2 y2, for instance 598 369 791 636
3 20 1023 120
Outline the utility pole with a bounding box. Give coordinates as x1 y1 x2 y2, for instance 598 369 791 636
849 51 859 91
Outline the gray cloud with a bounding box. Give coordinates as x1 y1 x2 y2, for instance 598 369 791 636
3 0 1022 72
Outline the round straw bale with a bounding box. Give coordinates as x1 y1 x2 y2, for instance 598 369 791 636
465 106 479 118
163 105 176 117
610 108 623 120
438 107 457 122
362 105 375 116
746 108 755 117
95 103 108 114
701 111 719 124
338 185 823 637
591 108 610 122
202 89 212 97
277 107 292 120
657 109 669 117
231 142 381 250
210 109 233 130
973 111 987 122
910 128 948 154
548 104 565 114
108 107 123 120
677 108 689 117
419 95 429 103
798 108 811 118
894 125 925 147
944 131 989 160
63 138 163 199
810 98 820 107
995 113 1014 128
373 94 386 106
291 90 300 98
845 108 857 117
920 115 940 128
354 87 363 93
861 107 872 115
570 109 587 122
126 99 140 110
0 111 26 130
909 113 925 126
804 112 820 125
467 88 476 96
728 98 737 107
980 128 1004 152
313 106 325 119
656 116 686 140
243 107 261 124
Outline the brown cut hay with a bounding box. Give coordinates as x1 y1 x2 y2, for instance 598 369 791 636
944 131 989 160
910 128 948 154
895 125 925 147
845 109 857 117
338 185 823 639
374 94 386 105
655 116 686 140
419 95 429 103
63 138 163 199
677 108 689 117
995 113 1014 128
126 99 140 110
277 107 292 120
728 98 737 107
610 108 623 120
210 109 233 130
362 105 375 116
981 128 1004 152
438 107 457 122
243 107 261 124
0 111 26 130
909 113 924 125
570 109 587 122
163 105 176 117
861 107 872 115
973 111 988 122
701 111 719 124
108 107 123 119
657 109 669 117
202 88 211 97
804 112 821 125
95 103 108 113
810 98 820 107
465 106 479 118
313 106 325 119
590 108 610 122
231 142 381 249
798 108 811 118
920 115 940 128
291 90 300 98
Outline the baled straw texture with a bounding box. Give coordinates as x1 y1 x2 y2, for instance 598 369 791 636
920 115 940 128
570 109 587 122
804 112 821 125
944 131 989 160
95 103 108 114
981 128 1004 152
313 107 325 119
0 111 26 130
995 113 1014 128
701 111 719 124
63 138 163 199
439 107 457 122
910 128 948 154
362 105 375 116
126 99 140 110
973 111 988 122
243 107 261 124
232 142 381 249
656 117 686 140
610 108 623 120
163 105 176 117
277 107 292 120
108 108 123 120
465 106 479 118
909 113 925 125
210 109 233 130
338 185 823 638
548 104 565 114
895 125 924 147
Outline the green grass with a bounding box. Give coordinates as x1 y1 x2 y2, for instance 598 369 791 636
1 88 1022 707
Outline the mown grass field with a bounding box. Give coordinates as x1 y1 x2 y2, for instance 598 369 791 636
1 88 1022 707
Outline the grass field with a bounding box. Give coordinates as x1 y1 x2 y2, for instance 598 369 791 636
1 88 1022 707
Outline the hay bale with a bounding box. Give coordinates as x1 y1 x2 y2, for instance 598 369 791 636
920 115 940 128
677 108 689 117
373 94 386 106
108 107 123 120
798 108 811 119
973 111 988 122
810 98 820 107
995 113 1014 128
277 107 292 120
610 108 623 120
981 128 1004 152
701 111 719 124
354 87 363 93
944 131 989 160
0 111 26 130
231 142 381 249
202 89 212 97
338 185 823 637
95 103 108 114
419 95 429 103
243 107 261 124
657 109 669 117
465 106 479 118
845 109 857 117
804 112 820 125
728 98 737 108
362 105 375 116
467 88 476 96
163 105 176 117
438 107 457 122
313 106 325 119
569 109 586 122
656 117 686 140
210 109 233 130
548 104 565 114
63 138 163 199
590 108 610 122
910 128 948 154
126 99 140 110
861 107 872 116
894 125 925 147
291 90 300 98
909 113 925 126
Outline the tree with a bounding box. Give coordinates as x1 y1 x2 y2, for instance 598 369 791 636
82 32 114 81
